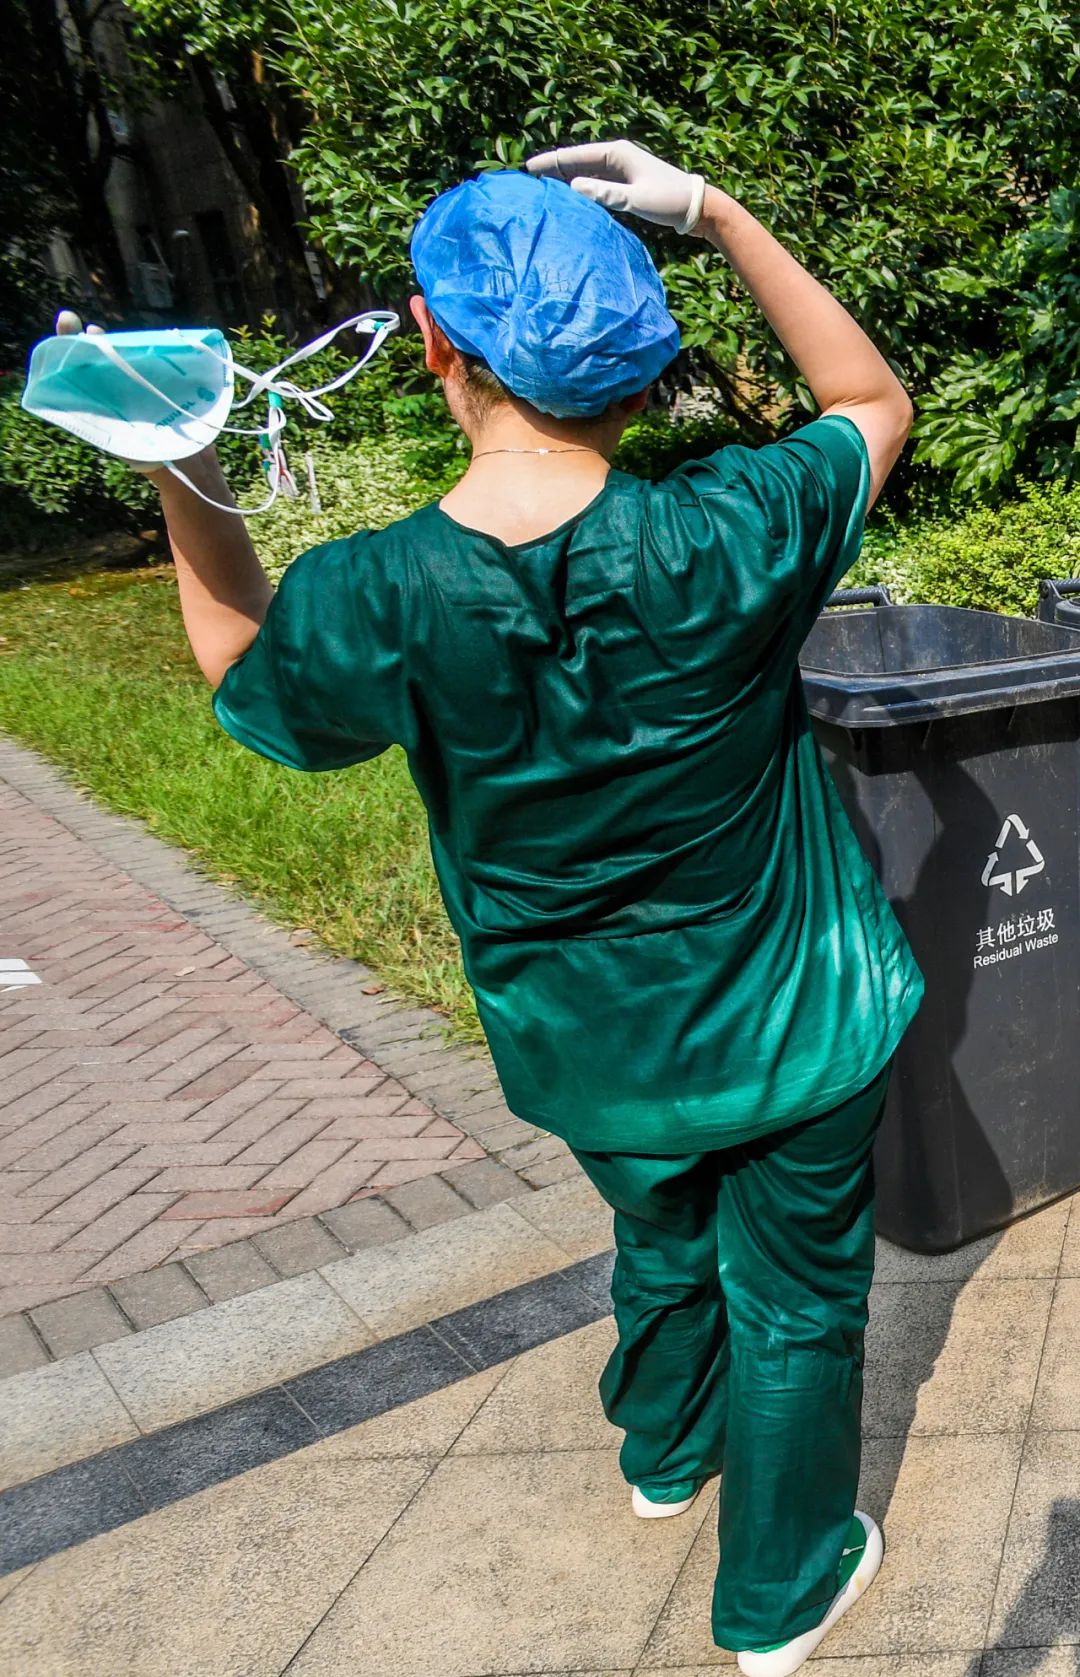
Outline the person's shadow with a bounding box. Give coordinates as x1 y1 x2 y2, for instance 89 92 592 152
962 1499 1080 1674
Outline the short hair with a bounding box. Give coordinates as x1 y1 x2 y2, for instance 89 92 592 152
461 353 512 414
461 352 613 427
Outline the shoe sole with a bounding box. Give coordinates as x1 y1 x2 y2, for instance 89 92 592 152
736 1512 884 1676
631 1485 701 1519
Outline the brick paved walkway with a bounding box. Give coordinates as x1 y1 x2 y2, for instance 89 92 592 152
0 751 539 1322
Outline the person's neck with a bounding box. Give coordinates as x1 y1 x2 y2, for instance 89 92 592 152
466 405 615 463
440 406 618 546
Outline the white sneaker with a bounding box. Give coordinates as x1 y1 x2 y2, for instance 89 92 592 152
631 1483 701 1518
736 1511 883 1676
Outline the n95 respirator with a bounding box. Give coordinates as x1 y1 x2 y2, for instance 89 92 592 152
20 311 399 514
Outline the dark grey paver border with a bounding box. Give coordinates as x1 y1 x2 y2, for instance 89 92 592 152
0 736 582 1368
0 1250 615 1575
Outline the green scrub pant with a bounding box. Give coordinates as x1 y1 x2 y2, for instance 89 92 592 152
571 1064 889 1652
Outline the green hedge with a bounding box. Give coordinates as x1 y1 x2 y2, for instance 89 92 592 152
852 477 1080 617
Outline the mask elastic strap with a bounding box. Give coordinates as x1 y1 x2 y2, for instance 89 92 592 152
165 459 284 514
165 399 290 515
84 335 282 511
229 312 399 418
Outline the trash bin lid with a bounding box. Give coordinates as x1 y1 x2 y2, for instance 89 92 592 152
801 604 1080 726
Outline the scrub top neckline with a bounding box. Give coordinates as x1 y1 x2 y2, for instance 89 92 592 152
434 471 626 555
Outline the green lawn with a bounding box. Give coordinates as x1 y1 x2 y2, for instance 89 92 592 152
0 561 480 1039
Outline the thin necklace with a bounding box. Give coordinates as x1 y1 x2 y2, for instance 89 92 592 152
471 446 603 459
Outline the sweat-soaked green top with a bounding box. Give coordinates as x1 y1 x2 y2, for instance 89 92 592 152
214 415 923 1152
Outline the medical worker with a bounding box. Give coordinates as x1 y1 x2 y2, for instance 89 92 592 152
62 140 922 1673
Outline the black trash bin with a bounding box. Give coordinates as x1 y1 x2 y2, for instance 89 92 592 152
801 595 1080 1251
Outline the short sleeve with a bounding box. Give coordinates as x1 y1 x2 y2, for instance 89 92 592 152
663 414 870 652
213 532 405 772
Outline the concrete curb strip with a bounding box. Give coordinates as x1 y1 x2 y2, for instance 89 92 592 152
0 1185 615 1492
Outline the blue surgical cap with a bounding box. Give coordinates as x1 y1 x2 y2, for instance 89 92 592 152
410 170 680 419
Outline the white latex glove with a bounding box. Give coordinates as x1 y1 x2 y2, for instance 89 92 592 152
525 139 706 235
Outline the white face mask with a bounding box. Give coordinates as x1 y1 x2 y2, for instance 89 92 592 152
20 312 400 515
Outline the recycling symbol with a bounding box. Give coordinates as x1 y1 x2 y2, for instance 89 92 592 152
981 814 1045 897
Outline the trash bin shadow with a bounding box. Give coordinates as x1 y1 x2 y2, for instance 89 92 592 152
960 1497 1080 1676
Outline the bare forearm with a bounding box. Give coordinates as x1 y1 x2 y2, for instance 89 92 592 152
150 449 273 688
697 186 912 503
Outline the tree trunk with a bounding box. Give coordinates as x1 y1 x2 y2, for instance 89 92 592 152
33 0 131 312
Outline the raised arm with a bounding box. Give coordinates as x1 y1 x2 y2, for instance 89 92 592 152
526 141 912 507
694 188 911 507
54 314 271 687
148 451 273 688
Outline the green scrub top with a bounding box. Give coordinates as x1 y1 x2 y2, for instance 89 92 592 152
214 415 923 1153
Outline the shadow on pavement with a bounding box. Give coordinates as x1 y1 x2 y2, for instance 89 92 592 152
963 1498 1080 1675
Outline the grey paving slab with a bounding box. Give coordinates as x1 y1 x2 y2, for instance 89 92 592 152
471 1113 544 1148
0 1314 47 1378
383 1173 472 1230
501 1134 571 1172
511 1175 615 1262
120 1387 318 1509
796 1662 978 1675
0 1453 432 1677
182 1239 278 1302
571 1249 617 1305
251 1216 345 1276
520 1152 582 1187
453 1316 618 1456
29 1287 132 1358
864 1278 1053 1436
0 1353 138 1491
0 1450 146 1574
319 1195 410 1252
0 1564 36 1606
1058 1196 1080 1277
532 1669 630 1676
108 1262 205 1330
828 1433 1024 1658
313 1364 505 1462
1030 1280 1080 1431
987 1430 1080 1650
981 1653 1080 1675
286 1325 475 1436
440 1156 528 1209
91 1271 372 1431
289 1450 712 1677
320 1200 569 1339
437 1266 609 1369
